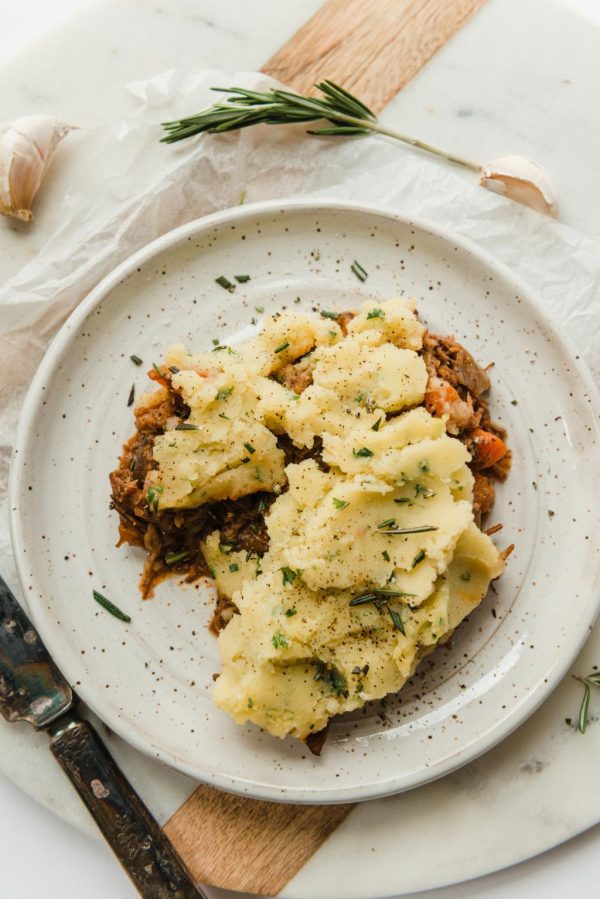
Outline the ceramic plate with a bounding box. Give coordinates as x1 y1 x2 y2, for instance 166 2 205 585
9 200 600 804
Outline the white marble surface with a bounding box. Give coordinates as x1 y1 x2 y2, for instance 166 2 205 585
2 1 600 898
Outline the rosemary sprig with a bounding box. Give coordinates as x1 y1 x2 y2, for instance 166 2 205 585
161 81 481 172
573 671 600 733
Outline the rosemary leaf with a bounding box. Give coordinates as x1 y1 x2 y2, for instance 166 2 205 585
351 260 368 282
93 590 131 622
216 275 235 292
579 682 591 734
130 354 143 366
127 384 135 407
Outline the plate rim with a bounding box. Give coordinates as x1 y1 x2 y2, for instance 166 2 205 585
9 197 600 804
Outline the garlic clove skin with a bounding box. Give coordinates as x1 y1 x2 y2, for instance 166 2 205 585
0 115 73 222
480 155 559 218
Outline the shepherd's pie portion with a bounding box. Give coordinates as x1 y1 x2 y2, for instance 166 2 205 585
111 298 507 744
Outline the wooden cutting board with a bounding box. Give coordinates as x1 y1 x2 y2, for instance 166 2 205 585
163 0 486 894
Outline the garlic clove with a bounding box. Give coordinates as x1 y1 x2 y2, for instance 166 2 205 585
0 115 73 222
480 155 558 218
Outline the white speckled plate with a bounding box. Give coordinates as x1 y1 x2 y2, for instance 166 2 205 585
9 200 600 804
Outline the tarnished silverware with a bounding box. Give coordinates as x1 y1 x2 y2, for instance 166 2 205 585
0 574 204 899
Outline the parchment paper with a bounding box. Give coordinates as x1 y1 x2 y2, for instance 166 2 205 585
2 68 600 586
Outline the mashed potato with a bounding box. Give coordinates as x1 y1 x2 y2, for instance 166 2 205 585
148 299 504 741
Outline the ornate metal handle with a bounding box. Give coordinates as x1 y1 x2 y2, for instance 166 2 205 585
48 713 204 899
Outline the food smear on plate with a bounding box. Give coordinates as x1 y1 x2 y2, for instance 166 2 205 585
110 298 510 749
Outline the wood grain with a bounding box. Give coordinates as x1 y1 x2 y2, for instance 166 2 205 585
164 785 354 895
263 0 486 113
166 1 488 894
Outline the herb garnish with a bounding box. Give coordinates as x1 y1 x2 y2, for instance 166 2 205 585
353 446 374 458
382 550 390 562
285 608 297 617
166 550 190 565
234 274 251 283
216 386 234 400
272 631 289 649
366 308 384 319
378 525 438 536
175 422 200 430
244 442 256 454
216 275 235 292
350 588 415 606
127 384 135 407
280 566 298 586
320 310 340 320
160 81 481 173
247 697 254 708
274 341 290 354
412 549 426 568
93 590 131 622
460 571 472 582
146 484 164 513
371 417 383 432
169 365 180 374
377 518 396 530
388 606 405 634
573 671 600 733
153 363 166 379
333 497 349 510
351 260 368 282
313 662 348 696
229 562 239 572
130 354 143 366
415 483 435 498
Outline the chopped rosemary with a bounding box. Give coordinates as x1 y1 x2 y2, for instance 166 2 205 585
378 525 438 536
573 672 600 733
320 310 340 320
216 386 234 400
274 341 290 354
382 550 390 562
216 275 235 292
412 549 426 568
130 354 143 366
244 442 256 454
153 363 166 379
247 697 253 708
353 446 374 457
175 422 200 430
272 631 289 649
166 550 190 565
366 308 384 319
350 588 415 606
234 274 251 283
257 498 267 513
419 460 431 473
255 305 265 313
169 365 180 374
371 417 383 432
351 260 368 281
129 457 137 472
388 606 405 634
280 566 298 586
377 518 396 530
127 384 135 407
92 590 131 622
229 562 239 572
333 497 350 510
285 607 297 617
146 484 164 513
460 571 472 582
218 412 230 420
415 483 435 498
394 497 411 504
579 682 591 734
